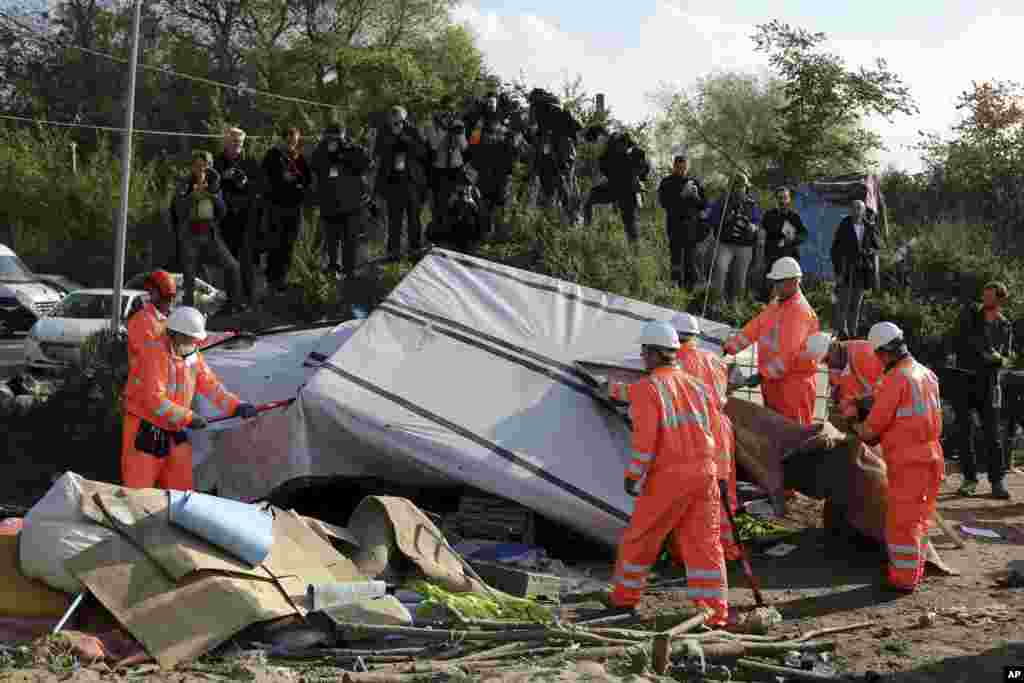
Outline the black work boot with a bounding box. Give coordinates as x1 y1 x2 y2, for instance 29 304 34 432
991 480 1012 500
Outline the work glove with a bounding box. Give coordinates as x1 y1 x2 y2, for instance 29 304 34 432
624 478 643 498
189 414 208 430
235 402 259 420
855 397 875 421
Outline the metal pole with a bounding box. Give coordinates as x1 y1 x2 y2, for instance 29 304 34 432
111 0 142 333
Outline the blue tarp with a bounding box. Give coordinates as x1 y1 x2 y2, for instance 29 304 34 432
788 174 885 280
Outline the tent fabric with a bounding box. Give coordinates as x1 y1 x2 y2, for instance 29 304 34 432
791 173 886 279
192 320 362 475
278 249 754 548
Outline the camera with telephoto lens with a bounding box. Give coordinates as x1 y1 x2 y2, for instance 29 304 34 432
222 166 247 188
435 111 462 133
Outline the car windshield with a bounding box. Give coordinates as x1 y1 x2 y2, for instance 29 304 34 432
0 254 36 283
55 293 132 319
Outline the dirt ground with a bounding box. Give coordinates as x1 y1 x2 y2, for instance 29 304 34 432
1 468 1022 682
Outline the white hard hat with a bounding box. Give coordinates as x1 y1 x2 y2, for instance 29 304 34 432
766 256 803 281
638 320 681 350
166 306 208 341
805 332 833 362
672 313 700 337
868 322 903 351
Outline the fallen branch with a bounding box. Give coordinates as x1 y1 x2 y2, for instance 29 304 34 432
333 622 636 647
268 647 432 660
795 621 873 642
573 612 641 627
737 657 839 681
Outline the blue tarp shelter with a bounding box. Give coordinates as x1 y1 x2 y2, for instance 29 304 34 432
790 173 887 279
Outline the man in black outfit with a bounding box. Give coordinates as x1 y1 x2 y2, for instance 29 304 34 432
467 114 524 239
375 106 429 259
760 186 808 300
311 124 372 280
953 281 1014 500
830 200 881 339
657 152 708 288
261 126 309 293
584 129 651 243
214 126 262 306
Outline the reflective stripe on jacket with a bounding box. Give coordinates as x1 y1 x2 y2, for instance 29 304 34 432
865 356 944 463
124 336 241 432
625 364 716 482
730 292 819 381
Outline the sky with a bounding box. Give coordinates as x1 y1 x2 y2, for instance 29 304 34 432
451 1 1024 173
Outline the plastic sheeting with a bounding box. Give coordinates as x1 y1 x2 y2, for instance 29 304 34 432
193 320 362 476
283 249 753 548
166 491 274 567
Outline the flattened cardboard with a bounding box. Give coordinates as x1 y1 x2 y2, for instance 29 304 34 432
66 530 297 669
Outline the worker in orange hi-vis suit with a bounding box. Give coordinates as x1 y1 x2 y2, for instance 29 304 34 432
672 313 741 561
122 306 258 491
722 257 820 425
853 322 945 593
826 337 886 422
605 320 728 624
127 270 177 372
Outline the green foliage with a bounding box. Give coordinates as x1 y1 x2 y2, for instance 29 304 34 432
408 580 552 623
285 216 343 320
751 20 918 181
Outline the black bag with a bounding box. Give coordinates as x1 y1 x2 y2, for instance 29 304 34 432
134 419 172 458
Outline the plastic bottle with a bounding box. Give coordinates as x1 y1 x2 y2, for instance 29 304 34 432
307 580 387 611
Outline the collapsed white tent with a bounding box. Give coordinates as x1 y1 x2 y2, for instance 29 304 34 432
199 249 765 548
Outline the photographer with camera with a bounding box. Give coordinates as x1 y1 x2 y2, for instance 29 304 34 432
708 173 762 304
261 126 309 293
427 101 469 235
582 128 650 243
526 88 582 225
215 127 261 307
657 151 708 289
311 124 372 280
170 150 243 312
467 113 524 239
375 106 429 259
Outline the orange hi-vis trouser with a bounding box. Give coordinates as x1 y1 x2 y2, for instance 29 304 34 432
611 467 728 625
761 372 817 426
716 418 740 560
885 452 944 590
121 413 194 491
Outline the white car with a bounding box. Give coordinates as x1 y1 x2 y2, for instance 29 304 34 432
0 244 64 337
123 272 227 316
24 288 146 371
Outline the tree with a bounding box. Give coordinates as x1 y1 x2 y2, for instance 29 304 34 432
752 20 918 181
648 71 785 187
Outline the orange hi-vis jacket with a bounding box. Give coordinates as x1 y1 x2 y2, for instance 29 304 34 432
830 340 885 416
726 292 820 382
124 336 241 432
864 356 944 465
126 302 167 370
622 364 717 484
677 345 734 471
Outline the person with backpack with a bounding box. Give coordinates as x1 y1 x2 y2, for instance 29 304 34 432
583 129 651 243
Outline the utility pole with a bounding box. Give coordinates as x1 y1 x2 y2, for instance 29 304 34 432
111 0 142 333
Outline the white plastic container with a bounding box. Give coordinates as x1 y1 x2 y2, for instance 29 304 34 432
307 580 387 612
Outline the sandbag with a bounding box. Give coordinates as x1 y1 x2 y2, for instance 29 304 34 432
20 472 119 594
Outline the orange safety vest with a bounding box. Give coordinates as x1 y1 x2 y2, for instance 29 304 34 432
831 340 884 410
730 292 819 381
623 364 717 483
127 303 166 367
864 356 944 464
124 336 240 432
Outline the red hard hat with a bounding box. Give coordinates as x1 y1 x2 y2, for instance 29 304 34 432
145 270 177 298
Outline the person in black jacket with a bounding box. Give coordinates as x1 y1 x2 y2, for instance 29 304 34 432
707 174 762 304
760 187 808 301
583 130 651 243
830 200 881 339
467 115 524 240
657 152 708 288
261 126 310 293
375 106 430 259
952 281 1015 499
214 127 262 306
311 124 372 279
